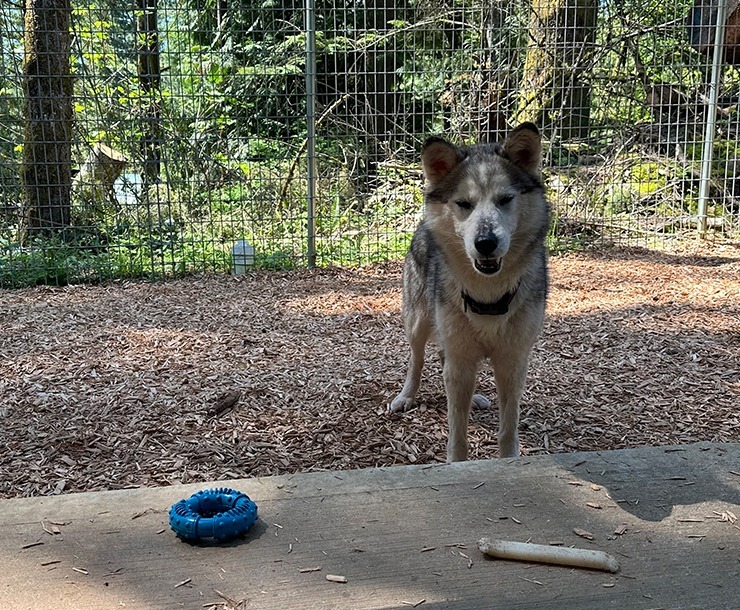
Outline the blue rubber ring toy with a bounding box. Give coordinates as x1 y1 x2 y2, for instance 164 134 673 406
169 488 258 541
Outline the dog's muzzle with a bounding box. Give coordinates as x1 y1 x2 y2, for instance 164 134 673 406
473 235 502 274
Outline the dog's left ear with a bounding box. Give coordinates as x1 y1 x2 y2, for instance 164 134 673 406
504 123 541 173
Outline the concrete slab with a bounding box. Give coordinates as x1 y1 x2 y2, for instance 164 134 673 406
2 443 738 610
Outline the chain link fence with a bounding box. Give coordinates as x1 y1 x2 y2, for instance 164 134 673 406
1 0 739 287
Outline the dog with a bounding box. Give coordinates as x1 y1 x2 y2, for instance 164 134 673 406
389 123 549 461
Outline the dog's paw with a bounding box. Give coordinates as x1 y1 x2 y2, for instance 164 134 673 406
498 437 521 458
472 394 491 409
446 442 469 463
388 395 414 413
499 446 521 458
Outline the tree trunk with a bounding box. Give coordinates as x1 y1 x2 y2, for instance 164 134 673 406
365 1 398 147
517 0 598 140
359 0 399 185
317 2 401 187
22 0 73 238
136 0 162 184
477 5 511 141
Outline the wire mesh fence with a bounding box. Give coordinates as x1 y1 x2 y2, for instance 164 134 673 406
1 0 739 287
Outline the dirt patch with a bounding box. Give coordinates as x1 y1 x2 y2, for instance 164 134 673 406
1 245 739 498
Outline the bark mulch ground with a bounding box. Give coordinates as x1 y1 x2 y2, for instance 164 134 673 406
1 245 738 498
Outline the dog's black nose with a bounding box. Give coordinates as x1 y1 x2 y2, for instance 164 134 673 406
474 236 498 256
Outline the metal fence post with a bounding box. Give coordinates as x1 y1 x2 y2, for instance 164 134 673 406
697 0 728 237
305 0 317 267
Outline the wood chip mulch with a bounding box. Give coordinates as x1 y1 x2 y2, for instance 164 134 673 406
1 245 739 498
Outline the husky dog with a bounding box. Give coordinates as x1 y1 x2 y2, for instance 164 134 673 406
390 123 548 461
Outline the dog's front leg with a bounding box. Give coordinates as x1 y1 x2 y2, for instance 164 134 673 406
491 351 530 458
389 318 431 413
443 356 477 462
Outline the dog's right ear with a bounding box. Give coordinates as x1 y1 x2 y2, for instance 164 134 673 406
422 137 460 186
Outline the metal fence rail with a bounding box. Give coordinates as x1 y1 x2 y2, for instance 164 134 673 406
0 0 738 287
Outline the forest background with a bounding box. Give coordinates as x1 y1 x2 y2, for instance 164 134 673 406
1 0 739 287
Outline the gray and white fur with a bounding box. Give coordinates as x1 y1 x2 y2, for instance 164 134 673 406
390 123 549 461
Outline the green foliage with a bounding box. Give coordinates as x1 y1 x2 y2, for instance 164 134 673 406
70 2 138 148
0 237 117 287
590 0 702 128
2 0 740 288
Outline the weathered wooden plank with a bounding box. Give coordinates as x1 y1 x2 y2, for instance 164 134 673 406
1 443 738 609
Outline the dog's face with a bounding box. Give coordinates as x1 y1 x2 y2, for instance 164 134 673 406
421 123 543 275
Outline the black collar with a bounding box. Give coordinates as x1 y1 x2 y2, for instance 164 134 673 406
462 284 519 316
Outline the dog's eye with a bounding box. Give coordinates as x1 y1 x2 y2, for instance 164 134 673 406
455 200 473 210
499 195 514 206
